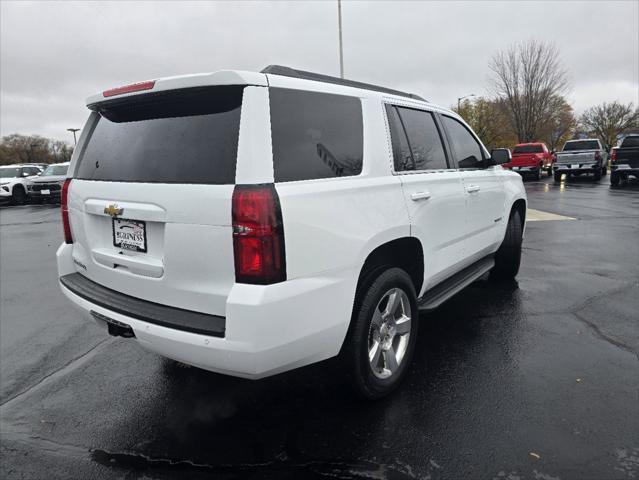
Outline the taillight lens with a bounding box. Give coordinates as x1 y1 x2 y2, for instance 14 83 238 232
61 179 73 244
611 149 617 162
232 184 286 284
594 151 601 161
103 80 155 98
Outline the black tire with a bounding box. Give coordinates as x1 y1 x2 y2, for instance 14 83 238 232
491 209 523 280
11 186 27 205
593 168 602 181
601 166 607 177
553 172 562 182
610 173 620 187
343 267 419 400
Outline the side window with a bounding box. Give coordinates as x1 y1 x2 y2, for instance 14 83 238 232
269 88 363 182
385 105 414 171
396 107 448 170
441 115 484 169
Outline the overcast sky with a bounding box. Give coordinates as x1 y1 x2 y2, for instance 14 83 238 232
1 0 637 143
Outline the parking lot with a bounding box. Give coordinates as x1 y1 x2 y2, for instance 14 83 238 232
1 177 637 480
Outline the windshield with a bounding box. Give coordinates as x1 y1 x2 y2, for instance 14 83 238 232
0 167 21 178
513 145 543 154
563 140 599 151
42 164 69 176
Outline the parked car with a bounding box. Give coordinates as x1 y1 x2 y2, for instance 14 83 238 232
57 66 527 399
503 142 554 180
553 138 608 182
27 162 70 203
0 164 44 204
610 134 639 186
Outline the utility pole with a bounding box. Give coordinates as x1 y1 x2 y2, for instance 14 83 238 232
67 128 80 146
337 0 344 78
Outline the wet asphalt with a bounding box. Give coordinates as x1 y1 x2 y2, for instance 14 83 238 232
1 176 638 480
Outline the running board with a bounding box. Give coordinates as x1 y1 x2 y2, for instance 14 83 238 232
418 255 495 312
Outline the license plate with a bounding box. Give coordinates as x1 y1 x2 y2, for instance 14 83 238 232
571 164 580 169
112 218 147 253
41 189 50 195
512 167 519 171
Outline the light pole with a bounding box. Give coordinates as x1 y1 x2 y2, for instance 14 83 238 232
337 0 344 78
67 128 80 146
457 94 475 111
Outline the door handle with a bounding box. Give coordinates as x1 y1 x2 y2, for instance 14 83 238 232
466 185 481 193
410 191 431 201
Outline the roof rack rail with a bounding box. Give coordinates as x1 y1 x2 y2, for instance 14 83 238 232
260 65 427 102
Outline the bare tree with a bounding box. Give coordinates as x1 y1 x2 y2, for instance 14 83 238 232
489 40 569 143
580 101 639 148
0 134 73 165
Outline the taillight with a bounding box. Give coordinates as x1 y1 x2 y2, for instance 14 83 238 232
611 149 617 162
61 179 73 244
103 80 155 98
232 184 286 284
594 151 601 161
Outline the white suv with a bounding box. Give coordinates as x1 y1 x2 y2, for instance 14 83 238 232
0 164 44 204
57 66 526 398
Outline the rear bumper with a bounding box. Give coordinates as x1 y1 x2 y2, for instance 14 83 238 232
553 164 600 173
57 243 356 379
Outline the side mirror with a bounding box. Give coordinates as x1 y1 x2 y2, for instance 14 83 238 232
489 148 512 165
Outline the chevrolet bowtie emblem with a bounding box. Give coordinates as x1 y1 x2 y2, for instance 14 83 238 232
104 204 123 217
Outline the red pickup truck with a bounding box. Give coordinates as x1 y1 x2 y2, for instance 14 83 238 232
503 142 554 180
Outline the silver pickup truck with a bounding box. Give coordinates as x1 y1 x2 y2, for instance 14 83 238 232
553 138 608 182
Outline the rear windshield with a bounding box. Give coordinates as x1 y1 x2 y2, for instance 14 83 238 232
269 88 363 182
42 164 68 176
513 145 543 154
75 86 244 184
621 136 639 148
563 140 599 151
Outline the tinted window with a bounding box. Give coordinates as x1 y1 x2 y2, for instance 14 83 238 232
396 107 447 170
76 86 244 184
270 88 363 182
513 145 544 154
386 105 414 171
563 140 600 151
621 136 639 148
441 116 484 168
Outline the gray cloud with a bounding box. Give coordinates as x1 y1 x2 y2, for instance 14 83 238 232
1 0 637 142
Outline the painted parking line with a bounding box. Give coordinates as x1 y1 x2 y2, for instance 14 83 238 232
527 208 576 222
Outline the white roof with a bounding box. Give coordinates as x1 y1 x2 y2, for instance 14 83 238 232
86 69 457 118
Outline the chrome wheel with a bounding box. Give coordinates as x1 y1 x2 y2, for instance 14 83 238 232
368 287 412 379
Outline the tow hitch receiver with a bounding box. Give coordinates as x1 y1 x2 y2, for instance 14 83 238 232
91 310 135 338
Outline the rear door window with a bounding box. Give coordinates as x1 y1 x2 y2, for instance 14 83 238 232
269 88 363 182
393 107 448 171
75 86 244 184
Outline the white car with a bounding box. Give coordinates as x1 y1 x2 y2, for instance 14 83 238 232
0 164 44 204
57 66 526 398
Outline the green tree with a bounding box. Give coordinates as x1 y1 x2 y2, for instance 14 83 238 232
539 96 577 151
454 97 516 149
